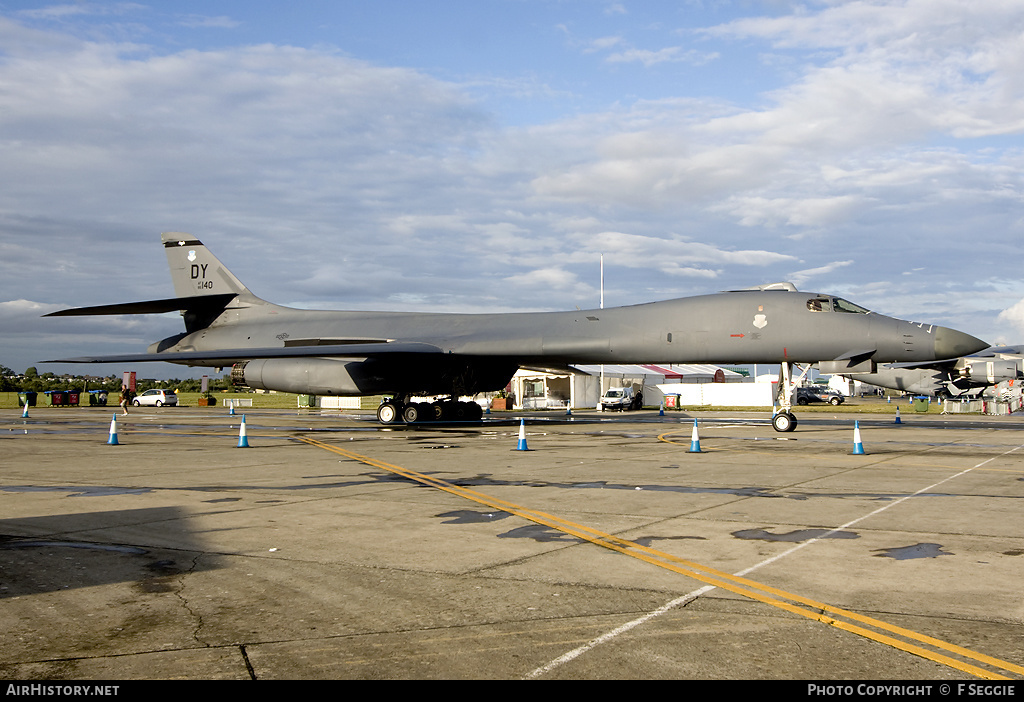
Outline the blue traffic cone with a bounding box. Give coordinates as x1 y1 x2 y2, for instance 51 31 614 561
894 406 901 424
21 402 29 418
566 404 572 416
689 419 702 453
852 421 865 455
237 414 250 448
107 414 119 445
659 402 665 416
515 419 530 451
229 400 235 416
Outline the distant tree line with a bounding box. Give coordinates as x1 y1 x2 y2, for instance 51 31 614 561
1 365 232 394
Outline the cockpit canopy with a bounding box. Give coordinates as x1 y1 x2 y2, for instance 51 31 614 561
806 296 871 314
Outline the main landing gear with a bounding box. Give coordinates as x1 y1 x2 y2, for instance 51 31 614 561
376 396 484 425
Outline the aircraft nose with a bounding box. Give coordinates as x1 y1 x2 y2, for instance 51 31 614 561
934 326 988 359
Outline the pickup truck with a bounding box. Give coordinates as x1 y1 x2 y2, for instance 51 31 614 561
795 386 845 406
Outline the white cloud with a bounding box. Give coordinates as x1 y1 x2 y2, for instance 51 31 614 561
2 4 1022 372
585 35 624 52
16 3 143 21
605 46 718 67
505 266 580 290
714 195 866 229
533 0 1024 221
571 231 797 275
0 19 502 307
176 15 241 29
997 299 1024 336
0 299 64 329
786 261 855 288
707 0 1024 140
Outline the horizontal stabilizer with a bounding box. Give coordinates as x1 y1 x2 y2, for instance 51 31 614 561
44 293 238 317
44 340 444 364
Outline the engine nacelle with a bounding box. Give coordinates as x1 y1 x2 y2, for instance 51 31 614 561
232 356 518 397
959 359 1021 384
233 358 371 395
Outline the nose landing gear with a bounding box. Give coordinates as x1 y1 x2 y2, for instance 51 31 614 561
772 362 806 433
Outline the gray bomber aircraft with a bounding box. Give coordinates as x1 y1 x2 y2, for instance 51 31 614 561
44 232 988 431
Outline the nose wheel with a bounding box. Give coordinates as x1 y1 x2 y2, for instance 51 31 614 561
772 410 797 432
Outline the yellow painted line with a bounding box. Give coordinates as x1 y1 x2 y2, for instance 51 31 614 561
297 435 1022 679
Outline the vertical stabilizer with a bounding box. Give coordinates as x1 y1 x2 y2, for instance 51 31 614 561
162 232 250 299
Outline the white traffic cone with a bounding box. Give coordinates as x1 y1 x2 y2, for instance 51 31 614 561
515 419 529 451
894 406 901 424
107 414 119 445
21 402 29 418
689 419 702 453
237 414 249 448
229 400 235 416
852 421 865 455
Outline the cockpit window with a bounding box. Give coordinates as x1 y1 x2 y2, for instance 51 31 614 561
806 297 871 314
833 298 870 314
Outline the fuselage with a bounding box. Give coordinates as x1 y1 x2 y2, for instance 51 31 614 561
157 288 985 368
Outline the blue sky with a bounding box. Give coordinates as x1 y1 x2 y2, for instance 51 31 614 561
2 1 1023 377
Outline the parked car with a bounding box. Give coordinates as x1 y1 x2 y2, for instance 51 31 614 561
600 386 644 411
133 389 178 407
795 386 844 406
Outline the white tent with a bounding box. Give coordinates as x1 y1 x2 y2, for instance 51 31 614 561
510 363 743 409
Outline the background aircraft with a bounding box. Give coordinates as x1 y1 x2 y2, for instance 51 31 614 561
44 232 988 430
839 346 1024 398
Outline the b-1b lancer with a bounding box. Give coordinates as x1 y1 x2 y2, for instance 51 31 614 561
44 232 988 431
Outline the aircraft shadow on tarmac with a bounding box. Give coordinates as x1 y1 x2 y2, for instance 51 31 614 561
0 506 223 598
